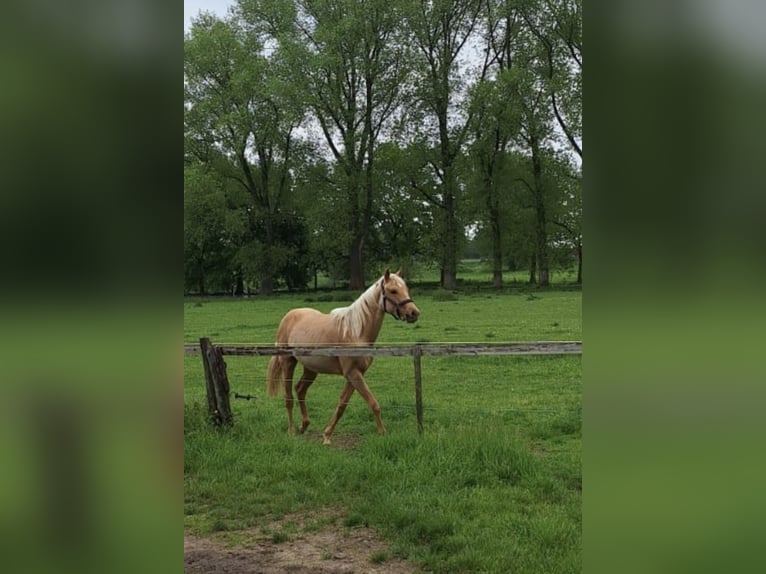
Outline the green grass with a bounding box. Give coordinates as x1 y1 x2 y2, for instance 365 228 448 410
184 288 580 344
370 550 388 564
184 288 581 573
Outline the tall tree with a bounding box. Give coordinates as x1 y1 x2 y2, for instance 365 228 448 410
520 0 582 159
244 0 412 290
547 155 582 282
294 156 356 286
404 0 485 289
468 0 523 287
370 142 436 275
468 0 581 288
497 60 552 286
184 13 303 294
184 163 246 294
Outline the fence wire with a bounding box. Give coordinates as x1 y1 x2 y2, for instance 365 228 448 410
185 352 580 422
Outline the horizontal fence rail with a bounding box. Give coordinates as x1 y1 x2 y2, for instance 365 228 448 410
191 337 581 433
184 341 582 357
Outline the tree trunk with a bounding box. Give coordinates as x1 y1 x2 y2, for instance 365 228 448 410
529 252 537 284
198 273 205 296
492 268 503 289
258 216 275 295
536 214 550 287
345 165 366 291
530 137 549 287
441 218 458 290
576 243 582 284
259 274 273 296
234 272 244 296
536 229 549 287
361 83 375 289
349 234 365 291
441 177 458 290
488 188 503 289
492 271 503 289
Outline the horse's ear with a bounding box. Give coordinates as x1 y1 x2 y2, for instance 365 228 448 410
395 268 403 277
384 268 390 281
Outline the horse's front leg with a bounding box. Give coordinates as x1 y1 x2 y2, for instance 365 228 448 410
348 372 385 437
323 367 385 446
323 381 354 445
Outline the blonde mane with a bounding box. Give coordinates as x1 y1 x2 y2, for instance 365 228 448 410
330 274 405 339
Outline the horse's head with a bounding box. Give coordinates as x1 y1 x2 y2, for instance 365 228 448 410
380 268 420 323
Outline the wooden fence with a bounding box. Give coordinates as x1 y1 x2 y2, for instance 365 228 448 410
191 338 582 431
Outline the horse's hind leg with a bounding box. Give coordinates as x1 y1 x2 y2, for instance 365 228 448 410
322 381 355 446
295 368 317 434
282 357 297 435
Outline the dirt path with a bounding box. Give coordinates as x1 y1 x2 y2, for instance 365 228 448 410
184 511 416 574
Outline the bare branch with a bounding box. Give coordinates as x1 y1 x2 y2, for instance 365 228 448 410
515 176 535 196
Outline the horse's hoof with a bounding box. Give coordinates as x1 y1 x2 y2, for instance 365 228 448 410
322 435 331 446
299 422 310 434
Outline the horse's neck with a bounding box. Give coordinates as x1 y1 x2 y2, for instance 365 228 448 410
359 306 385 343
356 284 385 343
335 280 387 344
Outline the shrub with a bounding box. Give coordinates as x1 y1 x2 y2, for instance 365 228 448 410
432 290 458 301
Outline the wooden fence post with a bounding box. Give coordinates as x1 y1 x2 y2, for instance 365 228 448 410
413 345 423 434
199 337 233 426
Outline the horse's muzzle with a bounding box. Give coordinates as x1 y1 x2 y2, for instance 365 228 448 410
405 306 420 323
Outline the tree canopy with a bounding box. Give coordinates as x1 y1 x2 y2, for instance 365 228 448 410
184 0 582 293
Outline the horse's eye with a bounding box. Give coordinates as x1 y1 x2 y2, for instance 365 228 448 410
390 289 398 295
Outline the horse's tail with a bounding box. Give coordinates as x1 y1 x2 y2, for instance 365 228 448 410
266 356 283 397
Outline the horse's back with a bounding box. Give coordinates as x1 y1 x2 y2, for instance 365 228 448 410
274 307 365 376
276 307 348 346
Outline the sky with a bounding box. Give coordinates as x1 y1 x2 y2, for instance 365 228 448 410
184 0 234 32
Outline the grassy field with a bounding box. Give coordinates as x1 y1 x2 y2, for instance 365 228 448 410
307 259 580 290
416 259 579 286
184 287 581 573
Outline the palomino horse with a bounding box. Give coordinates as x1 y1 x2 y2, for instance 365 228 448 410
267 269 420 445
